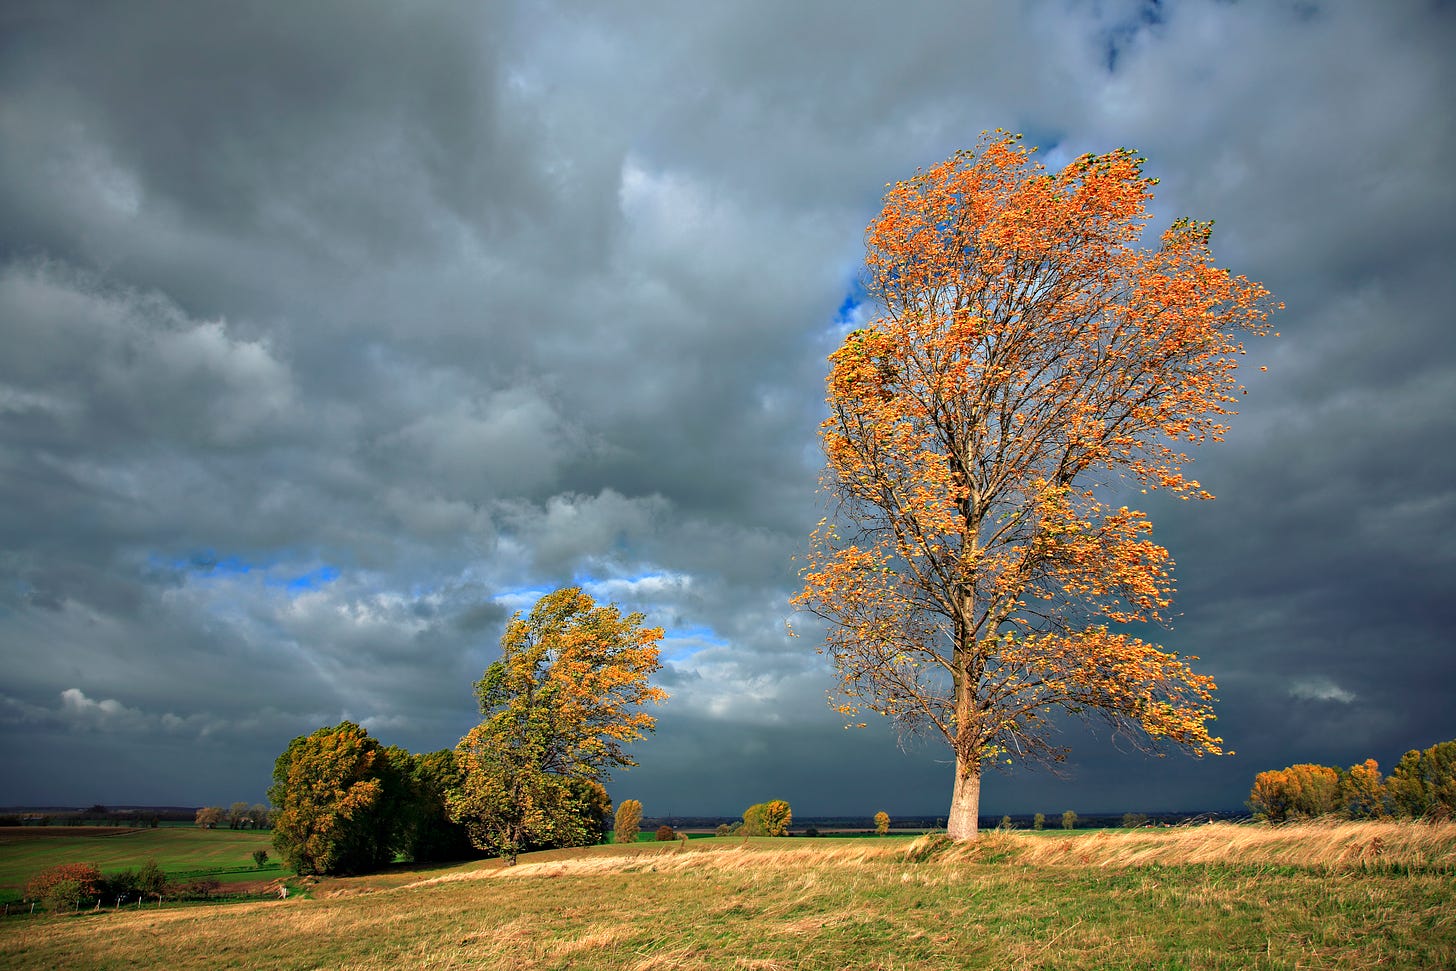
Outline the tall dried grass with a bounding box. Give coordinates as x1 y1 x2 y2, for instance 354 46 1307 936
906 818 1456 871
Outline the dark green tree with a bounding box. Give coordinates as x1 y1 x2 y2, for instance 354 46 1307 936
1388 740 1456 819
390 748 476 863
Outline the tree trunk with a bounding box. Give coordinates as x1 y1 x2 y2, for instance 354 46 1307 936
946 756 981 841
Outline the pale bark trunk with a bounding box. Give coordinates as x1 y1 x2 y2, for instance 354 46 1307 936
945 755 981 841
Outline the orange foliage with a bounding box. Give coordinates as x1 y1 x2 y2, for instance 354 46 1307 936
794 132 1277 839
1248 763 1343 822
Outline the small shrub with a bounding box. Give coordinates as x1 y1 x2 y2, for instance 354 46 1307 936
25 863 102 911
136 859 168 896
804 826 820 837
998 815 1014 831
252 848 270 868
715 824 733 837
655 825 676 841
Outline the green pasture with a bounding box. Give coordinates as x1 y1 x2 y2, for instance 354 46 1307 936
0 828 281 902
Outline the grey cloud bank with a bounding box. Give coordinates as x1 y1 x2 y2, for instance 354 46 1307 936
1 0 1453 817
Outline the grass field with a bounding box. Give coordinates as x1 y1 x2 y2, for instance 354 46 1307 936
1 820 1452 969
0 827 280 904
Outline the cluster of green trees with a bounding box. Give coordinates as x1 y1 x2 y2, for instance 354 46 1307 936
269 587 665 874
1247 739 1456 823
714 800 793 837
267 723 477 875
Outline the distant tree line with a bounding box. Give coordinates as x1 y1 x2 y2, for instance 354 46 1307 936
194 803 272 830
1248 739 1456 823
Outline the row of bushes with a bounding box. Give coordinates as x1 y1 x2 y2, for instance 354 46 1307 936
21 860 236 912
1248 739 1455 823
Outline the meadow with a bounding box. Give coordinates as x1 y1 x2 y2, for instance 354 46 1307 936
1 821 1453 969
0 827 280 906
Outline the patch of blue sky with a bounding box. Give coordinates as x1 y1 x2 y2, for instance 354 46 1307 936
835 282 865 324
661 625 730 662
491 584 553 612
271 565 341 593
149 550 341 594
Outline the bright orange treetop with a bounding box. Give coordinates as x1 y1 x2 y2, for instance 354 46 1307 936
794 132 1278 840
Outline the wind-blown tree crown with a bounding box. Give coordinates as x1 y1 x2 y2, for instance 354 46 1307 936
795 131 1277 840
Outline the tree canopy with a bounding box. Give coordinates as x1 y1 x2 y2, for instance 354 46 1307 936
795 131 1277 840
268 721 400 876
448 586 666 863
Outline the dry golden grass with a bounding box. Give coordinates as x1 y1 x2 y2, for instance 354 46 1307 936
916 818 1456 871
3 822 1453 970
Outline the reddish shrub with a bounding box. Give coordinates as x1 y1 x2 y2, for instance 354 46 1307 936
24 863 103 909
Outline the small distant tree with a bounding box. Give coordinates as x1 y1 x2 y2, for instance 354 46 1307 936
1122 812 1149 828
1032 812 1045 831
742 800 792 837
1387 740 1456 819
615 799 643 844
715 823 733 837
655 825 676 841
247 804 271 829
874 811 890 835
251 849 269 868
1061 810 1078 831
194 806 224 829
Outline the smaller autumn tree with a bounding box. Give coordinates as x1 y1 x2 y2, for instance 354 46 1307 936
194 806 223 829
874 811 890 835
1061 811 1078 831
449 586 666 864
1341 759 1390 820
615 799 643 844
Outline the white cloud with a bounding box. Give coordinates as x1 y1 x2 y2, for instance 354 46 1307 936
1288 677 1356 705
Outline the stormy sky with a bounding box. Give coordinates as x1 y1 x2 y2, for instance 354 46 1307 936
2 1 1452 818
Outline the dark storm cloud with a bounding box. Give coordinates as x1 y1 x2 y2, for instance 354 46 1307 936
1 0 1452 814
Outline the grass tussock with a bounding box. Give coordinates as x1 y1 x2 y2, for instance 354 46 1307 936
4 824 1454 970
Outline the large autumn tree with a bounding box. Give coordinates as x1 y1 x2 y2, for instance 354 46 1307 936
448 586 666 863
795 132 1277 841
269 721 403 875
